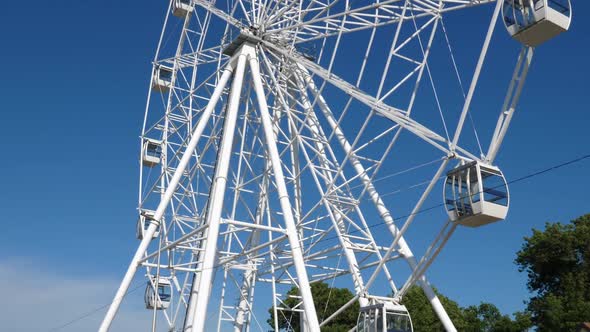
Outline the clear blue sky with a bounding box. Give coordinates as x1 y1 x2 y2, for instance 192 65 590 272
0 1 588 331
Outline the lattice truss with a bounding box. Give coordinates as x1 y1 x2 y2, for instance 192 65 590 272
102 0 533 331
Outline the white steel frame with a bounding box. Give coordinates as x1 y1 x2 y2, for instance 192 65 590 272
99 0 539 331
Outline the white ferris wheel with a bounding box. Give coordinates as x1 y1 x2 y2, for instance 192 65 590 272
99 0 572 331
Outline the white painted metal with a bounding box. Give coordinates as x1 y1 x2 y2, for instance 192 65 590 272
145 277 172 310
98 58 234 332
444 161 509 227
451 0 503 151
141 138 163 167
248 45 321 331
292 70 370 308
487 46 534 162
152 65 174 92
357 302 413 332
100 0 571 331
302 68 457 332
172 0 193 18
502 0 572 46
185 46 248 332
137 209 159 240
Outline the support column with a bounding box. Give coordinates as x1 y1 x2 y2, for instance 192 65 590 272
248 44 321 331
184 48 249 332
234 266 256 331
486 46 533 163
302 69 457 331
99 61 235 332
451 0 503 149
234 170 268 332
290 73 369 307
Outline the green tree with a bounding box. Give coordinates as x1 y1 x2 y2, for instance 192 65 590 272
402 286 530 332
515 214 590 331
267 282 359 331
462 303 531 332
268 283 532 331
401 285 466 331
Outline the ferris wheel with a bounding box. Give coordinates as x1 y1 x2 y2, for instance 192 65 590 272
99 0 571 331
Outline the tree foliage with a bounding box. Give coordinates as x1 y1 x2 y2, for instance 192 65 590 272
462 303 531 332
515 214 590 331
402 286 530 332
267 282 359 331
262 213 590 332
401 285 466 331
268 282 530 331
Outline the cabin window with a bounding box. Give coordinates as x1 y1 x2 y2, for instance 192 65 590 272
481 169 508 206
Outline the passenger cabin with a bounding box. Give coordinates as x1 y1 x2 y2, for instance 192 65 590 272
145 277 171 310
444 161 509 227
152 65 174 92
137 209 160 240
172 0 193 18
357 303 413 332
142 138 162 167
503 0 571 46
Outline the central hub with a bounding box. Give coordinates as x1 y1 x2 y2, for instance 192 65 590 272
222 28 261 56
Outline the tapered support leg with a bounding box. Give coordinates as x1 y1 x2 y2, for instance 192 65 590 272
290 73 369 306
99 61 235 332
301 67 457 332
234 173 267 332
184 49 249 332
248 44 321 331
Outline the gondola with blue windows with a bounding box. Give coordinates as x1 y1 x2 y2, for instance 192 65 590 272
357 302 413 332
503 0 572 46
145 277 171 310
172 0 193 18
136 209 160 240
152 65 174 92
444 161 509 227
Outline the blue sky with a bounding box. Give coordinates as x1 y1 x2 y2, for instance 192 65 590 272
0 1 589 331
